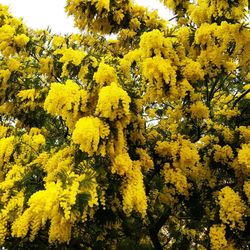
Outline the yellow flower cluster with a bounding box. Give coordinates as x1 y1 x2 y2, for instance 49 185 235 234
175 27 192 48
0 126 9 139
0 24 16 56
14 34 30 47
42 147 73 182
238 126 250 143
111 152 133 176
209 224 227 250
189 0 248 26
120 49 141 76
0 136 15 169
0 191 24 245
95 0 110 14
0 69 11 91
11 172 98 243
39 57 53 75
7 58 21 72
66 0 165 34
179 139 200 168
212 123 234 143
122 162 147 218
155 140 179 159
72 116 110 156
52 35 65 48
142 56 177 102
54 47 85 77
93 62 118 86
140 29 167 58
159 187 177 207
11 182 72 243
218 186 246 230
95 82 131 123
190 101 209 119
0 8 29 56
17 89 38 102
162 163 189 196
213 145 234 164
0 164 25 202
238 143 250 170
156 138 200 168
44 80 88 130
136 148 154 172
182 59 204 82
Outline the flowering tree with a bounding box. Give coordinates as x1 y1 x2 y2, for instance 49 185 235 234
0 0 250 249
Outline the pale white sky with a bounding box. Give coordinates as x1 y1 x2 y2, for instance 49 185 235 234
0 0 170 34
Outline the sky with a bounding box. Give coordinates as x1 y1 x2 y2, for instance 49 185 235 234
0 0 171 34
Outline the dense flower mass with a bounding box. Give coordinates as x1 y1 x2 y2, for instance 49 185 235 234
0 0 250 249
218 186 246 230
72 116 110 156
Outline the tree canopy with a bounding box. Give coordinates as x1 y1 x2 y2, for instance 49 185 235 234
0 0 250 249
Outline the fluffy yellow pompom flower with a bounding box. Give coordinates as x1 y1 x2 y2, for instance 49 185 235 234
183 59 204 82
213 145 234 164
111 152 133 176
7 58 21 71
139 29 166 58
209 224 227 250
93 62 118 86
54 47 85 76
122 161 147 218
14 34 30 47
190 101 209 119
95 82 131 123
44 80 88 130
72 116 110 156
218 186 246 230
238 143 250 169
162 163 189 196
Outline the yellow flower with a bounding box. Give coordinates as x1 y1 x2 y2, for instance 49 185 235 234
0 24 15 42
183 59 204 82
93 62 117 86
122 161 147 217
39 57 53 75
0 69 11 86
155 140 179 159
95 0 110 14
7 58 21 71
190 101 209 119
54 48 85 77
0 136 15 169
218 186 246 230
0 126 9 139
209 224 227 250
111 152 133 176
142 55 177 102
95 82 131 123
52 36 65 47
14 34 30 47
136 148 154 172
238 143 250 169
72 116 110 156
162 163 189 196
17 89 37 102
44 80 88 130
213 145 234 164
